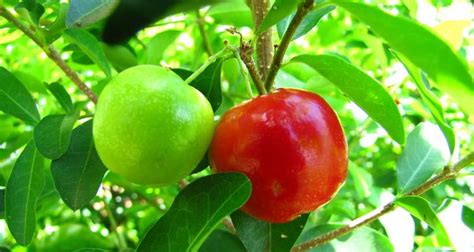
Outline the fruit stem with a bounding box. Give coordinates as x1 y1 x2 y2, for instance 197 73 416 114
0 6 99 104
291 151 474 252
264 0 315 92
183 47 234 86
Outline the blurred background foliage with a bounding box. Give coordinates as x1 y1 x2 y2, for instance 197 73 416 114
0 0 473 251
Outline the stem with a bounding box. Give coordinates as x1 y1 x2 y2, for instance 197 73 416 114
196 9 213 56
291 151 474 252
234 51 254 98
239 41 267 95
251 0 273 79
103 192 128 250
264 0 314 92
183 47 234 85
0 7 98 103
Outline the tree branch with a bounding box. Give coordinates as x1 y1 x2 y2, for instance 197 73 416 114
264 0 314 92
251 0 273 79
0 6 98 103
291 151 474 252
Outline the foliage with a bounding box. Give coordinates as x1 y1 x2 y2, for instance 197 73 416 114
0 0 473 251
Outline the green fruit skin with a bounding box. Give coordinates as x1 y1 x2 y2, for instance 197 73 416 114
93 65 214 186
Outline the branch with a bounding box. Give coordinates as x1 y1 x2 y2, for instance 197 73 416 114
0 7 98 103
264 0 314 92
251 0 273 79
291 151 474 252
196 9 213 56
239 40 267 95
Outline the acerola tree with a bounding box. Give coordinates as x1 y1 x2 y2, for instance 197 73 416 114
0 0 473 251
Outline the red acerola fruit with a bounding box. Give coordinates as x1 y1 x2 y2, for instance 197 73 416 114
210 88 348 223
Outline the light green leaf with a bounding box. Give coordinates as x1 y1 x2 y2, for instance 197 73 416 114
5 141 44 245
102 43 137 72
33 113 78 160
146 30 181 65
396 196 452 247
67 0 119 28
0 67 40 125
257 0 299 35
335 1 474 115
46 82 74 114
64 28 112 77
277 5 335 40
138 173 251 252
231 211 308 252
51 120 107 210
292 54 405 144
397 122 450 193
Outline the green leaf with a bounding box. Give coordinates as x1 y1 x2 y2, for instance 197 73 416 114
462 205 474 230
15 0 45 25
63 28 112 77
0 67 40 125
46 82 74 114
146 30 181 65
12 71 47 94
231 211 308 252
102 43 137 72
67 0 120 28
277 5 335 40
292 54 405 144
396 122 450 193
395 196 452 247
335 1 474 115
208 1 253 27
257 0 299 35
379 207 415 252
199 230 246 252
5 141 44 245
137 173 251 252
297 225 394 252
348 162 373 200
0 188 5 217
51 120 107 210
33 113 78 160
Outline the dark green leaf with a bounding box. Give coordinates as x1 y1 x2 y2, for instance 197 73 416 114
231 211 308 252
102 43 137 72
395 53 456 153
138 173 251 252
46 82 74 114
335 1 474 115
51 120 107 210
146 30 181 65
292 54 405 144
0 67 40 125
44 2 69 43
63 28 112 77
395 196 452 247
257 0 299 35
277 5 335 40
199 230 246 252
15 0 45 25
33 113 78 160
296 225 394 251
5 141 44 245
189 60 224 112
462 205 474 230
397 122 450 193
0 188 4 217
67 0 120 28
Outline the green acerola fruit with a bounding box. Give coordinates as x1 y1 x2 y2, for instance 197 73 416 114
93 65 214 186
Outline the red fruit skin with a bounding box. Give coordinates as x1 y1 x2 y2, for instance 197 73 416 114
210 88 348 223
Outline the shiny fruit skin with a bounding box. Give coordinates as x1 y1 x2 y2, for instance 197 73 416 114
210 88 348 223
93 65 214 186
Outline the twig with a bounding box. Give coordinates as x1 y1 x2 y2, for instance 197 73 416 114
196 9 213 56
0 7 98 103
264 0 314 92
251 0 273 79
102 186 128 250
183 47 234 86
291 151 474 252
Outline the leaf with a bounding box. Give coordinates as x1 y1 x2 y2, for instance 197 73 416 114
0 67 40 125
199 230 246 252
257 0 299 35
462 205 474 230
208 1 252 27
33 113 78 160
12 71 47 94
51 120 107 210
395 196 452 247
231 211 308 252
296 225 394 252
277 5 336 40
335 1 474 115
0 188 5 217
146 30 181 65
137 173 251 252
46 82 74 114
5 141 45 245
292 54 405 144
396 122 450 193
379 207 415 252
102 43 137 72
67 0 120 28
63 28 112 77
395 53 456 154
15 0 45 25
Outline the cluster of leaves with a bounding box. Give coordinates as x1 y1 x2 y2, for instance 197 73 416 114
0 0 473 251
